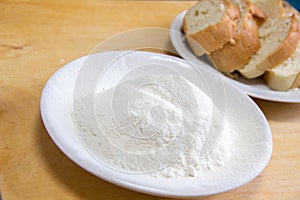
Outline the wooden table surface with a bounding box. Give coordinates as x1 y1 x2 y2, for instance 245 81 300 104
1 0 300 199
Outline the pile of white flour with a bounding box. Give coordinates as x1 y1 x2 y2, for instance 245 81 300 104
73 75 233 178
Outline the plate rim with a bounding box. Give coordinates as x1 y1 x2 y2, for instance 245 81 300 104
40 51 273 197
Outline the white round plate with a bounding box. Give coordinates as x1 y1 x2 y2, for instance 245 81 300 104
170 11 300 103
40 51 272 197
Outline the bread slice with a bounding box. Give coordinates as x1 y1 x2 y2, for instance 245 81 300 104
252 0 284 18
264 42 300 90
283 0 300 21
209 0 266 73
238 0 300 79
183 0 239 55
264 2 300 91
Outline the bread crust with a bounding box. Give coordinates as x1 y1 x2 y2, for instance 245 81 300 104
237 0 297 79
257 15 300 71
209 0 266 73
249 1 267 21
183 0 240 54
263 2 300 91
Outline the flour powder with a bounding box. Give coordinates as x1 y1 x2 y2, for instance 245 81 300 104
73 75 233 178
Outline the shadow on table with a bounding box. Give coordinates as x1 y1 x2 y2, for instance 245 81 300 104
254 98 300 122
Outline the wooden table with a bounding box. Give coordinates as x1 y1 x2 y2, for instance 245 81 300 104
1 1 299 199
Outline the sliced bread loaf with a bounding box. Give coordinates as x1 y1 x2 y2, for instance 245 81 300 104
238 0 300 79
183 0 239 55
263 1 300 91
264 42 300 90
209 0 266 73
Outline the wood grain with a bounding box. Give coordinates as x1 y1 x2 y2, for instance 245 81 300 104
0 1 300 199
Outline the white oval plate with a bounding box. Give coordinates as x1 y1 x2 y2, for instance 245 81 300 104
40 51 272 197
170 11 300 103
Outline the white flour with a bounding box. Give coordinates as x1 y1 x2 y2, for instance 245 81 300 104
73 75 233 178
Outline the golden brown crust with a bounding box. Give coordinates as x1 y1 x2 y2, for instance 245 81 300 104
263 4 300 91
249 1 267 25
249 2 267 20
209 13 261 72
183 0 240 54
208 0 266 73
278 1 300 90
257 15 300 71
